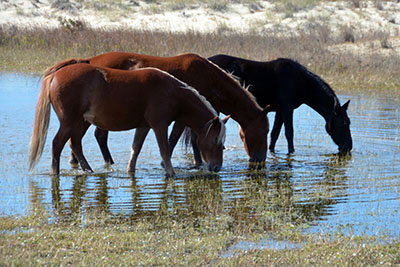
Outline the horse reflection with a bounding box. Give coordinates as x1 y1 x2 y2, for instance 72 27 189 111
47 153 350 227
241 152 351 225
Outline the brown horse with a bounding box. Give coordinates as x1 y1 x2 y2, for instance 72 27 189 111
29 63 228 176
44 52 270 167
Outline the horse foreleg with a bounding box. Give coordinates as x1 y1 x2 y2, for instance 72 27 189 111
282 111 295 154
270 112 284 153
69 121 93 173
153 125 175 177
95 127 114 165
190 132 203 168
127 127 150 173
51 126 71 176
68 146 79 167
168 121 185 157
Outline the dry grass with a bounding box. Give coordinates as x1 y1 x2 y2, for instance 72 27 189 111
1 23 399 95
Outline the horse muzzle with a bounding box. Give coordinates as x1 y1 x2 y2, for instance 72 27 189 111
249 152 266 163
339 143 353 154
208 163 221 173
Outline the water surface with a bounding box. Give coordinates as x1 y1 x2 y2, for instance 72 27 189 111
0 73 399 238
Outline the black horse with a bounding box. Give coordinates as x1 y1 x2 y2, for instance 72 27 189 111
208 54 352 154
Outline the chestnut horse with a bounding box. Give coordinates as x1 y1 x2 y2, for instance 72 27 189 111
209 54 352 154
29 63 228 176
43 52 270 167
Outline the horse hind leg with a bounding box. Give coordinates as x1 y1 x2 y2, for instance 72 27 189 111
51 125 72 176
69 120 93 173
69 127 114 166
95 127 114 165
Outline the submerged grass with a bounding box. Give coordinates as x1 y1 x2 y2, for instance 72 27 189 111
1 168 399 265
1 204 399 265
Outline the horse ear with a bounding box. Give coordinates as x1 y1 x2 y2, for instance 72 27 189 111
342 100 350 111
334 101 342 115
261 105 270 118
222 115 230 124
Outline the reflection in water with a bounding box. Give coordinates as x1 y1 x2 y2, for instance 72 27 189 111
1 74 400 237
42 152 352 234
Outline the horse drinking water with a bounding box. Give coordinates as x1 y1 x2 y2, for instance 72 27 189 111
29 63 228 176
44 52 270 167
208 54 352 154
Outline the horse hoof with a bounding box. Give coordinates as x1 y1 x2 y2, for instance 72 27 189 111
165 170 176 178
194 162 203 169
69 161 79 168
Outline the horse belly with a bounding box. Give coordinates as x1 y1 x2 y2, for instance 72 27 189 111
83 106 147 131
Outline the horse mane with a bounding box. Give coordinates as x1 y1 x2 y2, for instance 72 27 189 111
179 82 227 150
180 85 217 116
180 83 221 150
206 58 259 106
42 58 90 78
225 70 256 97
204 117 226 145
284 58 339 104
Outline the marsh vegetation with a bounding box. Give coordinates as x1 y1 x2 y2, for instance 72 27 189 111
1 0 400 264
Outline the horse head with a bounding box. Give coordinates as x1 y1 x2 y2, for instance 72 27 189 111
197 116 230 172
239 105 270 163
326 99 352 154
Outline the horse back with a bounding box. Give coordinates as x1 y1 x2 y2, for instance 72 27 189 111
209 55 306 111
49 63 104 118
51 64 181 130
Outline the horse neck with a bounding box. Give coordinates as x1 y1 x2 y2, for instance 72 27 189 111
138 54 262 127
304 77 337 122
203 68 262 126
178 89 217 134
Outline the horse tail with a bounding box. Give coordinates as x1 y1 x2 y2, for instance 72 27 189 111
29 74 54 171
42 58 90 78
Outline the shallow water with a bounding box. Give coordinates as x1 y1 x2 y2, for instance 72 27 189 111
0 73 399 238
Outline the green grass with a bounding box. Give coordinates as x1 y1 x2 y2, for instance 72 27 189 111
1 204 399 266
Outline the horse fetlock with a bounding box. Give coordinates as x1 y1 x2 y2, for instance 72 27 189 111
126 162 136 173
165 169 176 178
126 167 136 173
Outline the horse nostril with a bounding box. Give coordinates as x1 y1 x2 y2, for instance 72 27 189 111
214 166 221 172
209 164 221 172
249 154 266 163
